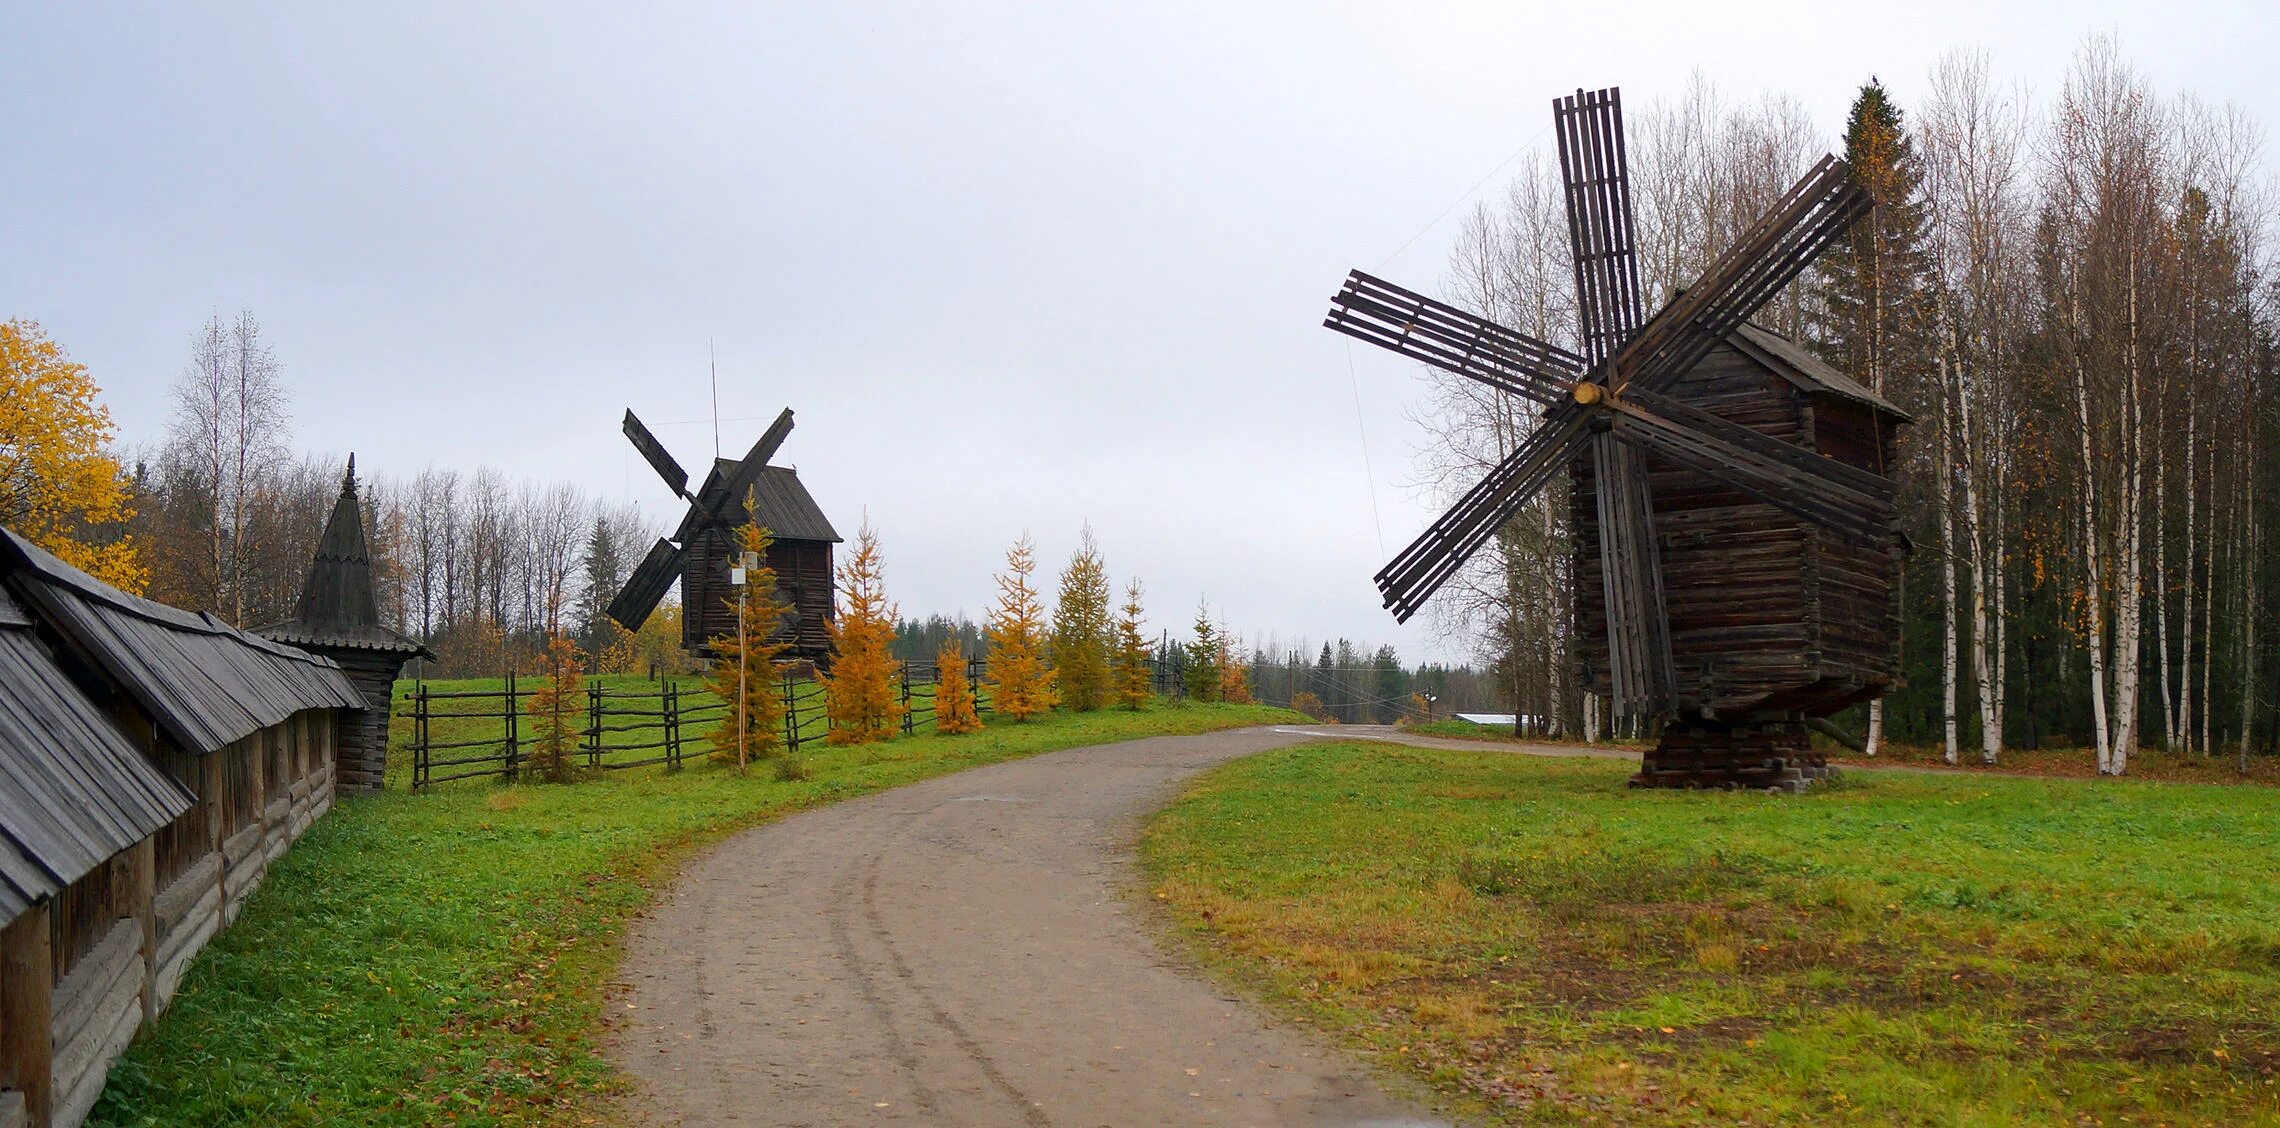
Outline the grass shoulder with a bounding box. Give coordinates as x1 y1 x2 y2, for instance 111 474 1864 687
96 694 1301 1126
1142 740 2280 1126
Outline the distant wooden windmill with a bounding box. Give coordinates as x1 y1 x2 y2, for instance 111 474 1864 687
1325 87 1910 790
608 408 839 661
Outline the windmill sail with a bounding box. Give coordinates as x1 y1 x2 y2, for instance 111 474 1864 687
608 538 685 631
623 410 692 500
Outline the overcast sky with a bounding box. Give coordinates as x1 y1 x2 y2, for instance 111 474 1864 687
4 2 2271 663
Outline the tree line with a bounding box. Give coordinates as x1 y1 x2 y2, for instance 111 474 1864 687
1429 41 2277 769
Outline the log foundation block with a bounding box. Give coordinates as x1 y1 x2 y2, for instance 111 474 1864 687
1630 718 1837 793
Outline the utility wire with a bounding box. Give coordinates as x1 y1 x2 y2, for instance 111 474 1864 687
1371 120 1553 273
1345 339 1387 558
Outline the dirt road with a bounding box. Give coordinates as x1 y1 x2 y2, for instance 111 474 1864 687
613 725 1555 1127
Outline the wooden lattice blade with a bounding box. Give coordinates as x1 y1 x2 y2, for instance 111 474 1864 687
1325 271 1584 407
1375 410 1594 622
1555 87 1647 367
622 409 691 500
707 408 797 521
608 537 684 631
1613 157 1872 393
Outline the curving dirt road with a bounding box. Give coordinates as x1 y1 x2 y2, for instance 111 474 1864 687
612 725 1562 1127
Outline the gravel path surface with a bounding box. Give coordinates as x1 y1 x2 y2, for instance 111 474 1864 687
612 724 1530 1127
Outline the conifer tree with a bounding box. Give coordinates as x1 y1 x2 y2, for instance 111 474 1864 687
706 507 793 769
1184 602 1221 703
934 639 983 733
822 521 903 744
524 633 585 783
1110 579 1153 710
985 534 1056 721
1814 78 1935 761
1050 526 1113 711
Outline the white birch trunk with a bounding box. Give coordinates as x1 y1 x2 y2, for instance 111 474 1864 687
2109 268 2146 775
2070 344 2114 774
2153 431 2176 750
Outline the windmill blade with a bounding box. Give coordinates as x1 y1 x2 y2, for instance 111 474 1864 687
1613 156 1871 393
1375 411 1595 621
622 410 692 500
607 538 684 631
1590 435 1675 715
1602 391 1894 547
707 408 797 521
1555 87 1647 367
1324 271 1584 407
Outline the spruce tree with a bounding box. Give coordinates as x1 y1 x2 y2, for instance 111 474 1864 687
1050 526 1113 711
822 521 902 744
1110 579 1152 710
985 535 1056 721
1184 603 1221 703
1813 78 1935 759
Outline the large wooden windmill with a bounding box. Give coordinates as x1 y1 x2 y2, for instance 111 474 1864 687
1326 87 1910 790
608 407 839 661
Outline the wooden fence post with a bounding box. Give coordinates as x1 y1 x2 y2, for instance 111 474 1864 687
586 683 604 770
664 681 681 771
901 661 914 736
782 673 798 752
504 671 520 783
0 903 55 1125
413 682 430 790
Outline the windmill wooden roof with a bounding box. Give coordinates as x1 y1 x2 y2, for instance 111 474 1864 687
2 527 364 759
259 457 431 657
677 462 841 544
1729 323 1912 423
0 584 194 928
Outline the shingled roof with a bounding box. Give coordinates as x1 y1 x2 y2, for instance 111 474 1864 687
0 584 194 928
1 528 363 758
677 462 841 545
1729 322 1913 423
258 456 430 657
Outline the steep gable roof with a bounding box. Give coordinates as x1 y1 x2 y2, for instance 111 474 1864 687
678 463 841 545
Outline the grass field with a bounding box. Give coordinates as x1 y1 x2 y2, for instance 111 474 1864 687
91 688 1300 1127
1143 742 2280 1126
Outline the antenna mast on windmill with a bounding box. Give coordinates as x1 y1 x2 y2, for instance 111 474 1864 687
1323 86 1910 791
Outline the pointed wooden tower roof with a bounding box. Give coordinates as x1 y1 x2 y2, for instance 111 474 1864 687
260 455 429 657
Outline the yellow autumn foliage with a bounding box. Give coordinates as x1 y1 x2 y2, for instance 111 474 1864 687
0 320 143 591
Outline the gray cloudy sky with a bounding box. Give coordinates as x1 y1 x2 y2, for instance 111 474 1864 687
4 2 2269 662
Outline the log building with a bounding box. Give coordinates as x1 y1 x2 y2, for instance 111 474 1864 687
0 530 360 1128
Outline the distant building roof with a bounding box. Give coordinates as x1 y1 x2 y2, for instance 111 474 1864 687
2 528 363 758
258 457 431 658
679 462 841 544
1729 323 1913 423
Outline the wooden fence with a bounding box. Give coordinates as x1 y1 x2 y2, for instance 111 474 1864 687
400 659 1004 788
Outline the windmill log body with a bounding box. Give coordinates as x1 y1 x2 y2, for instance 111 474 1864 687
609 408 840 662
1324 86 1908 791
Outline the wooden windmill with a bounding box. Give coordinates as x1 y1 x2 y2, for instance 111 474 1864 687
608 408 839 661
1326 87 1910 790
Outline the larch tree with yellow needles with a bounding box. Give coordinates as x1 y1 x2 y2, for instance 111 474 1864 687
0 320 143 591
1050 526 1112 711
822 521 902 744
985 534 1056 722
706 504 793 769
934 639 982 734
524 634 586 783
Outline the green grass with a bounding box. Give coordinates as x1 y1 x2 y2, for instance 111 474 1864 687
1142 742 2280 1126
93 693 1300 1127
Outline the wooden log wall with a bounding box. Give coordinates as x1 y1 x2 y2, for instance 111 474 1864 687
1808 398 1904 691
0 707 340 1128
683 536 835 662
1632 718 1837 792
1577 343 1814 713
